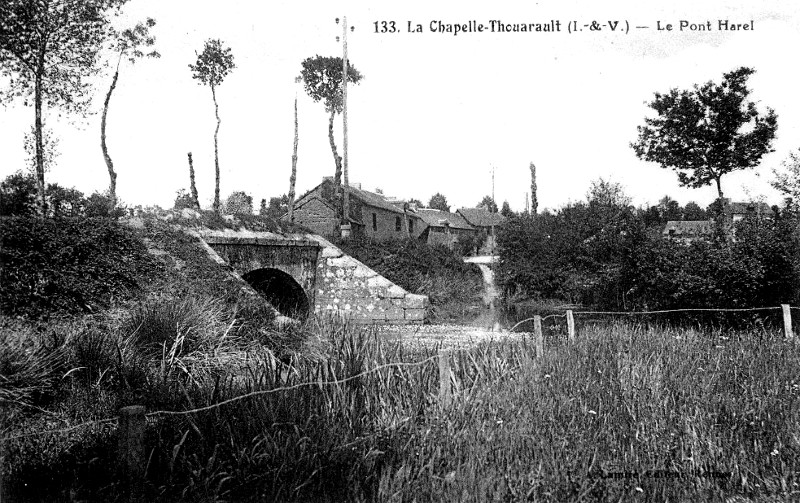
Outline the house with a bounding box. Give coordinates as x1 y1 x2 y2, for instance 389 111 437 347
662 220 714 243
456 207 506 254
288 177 425 240
725 201 774 223
662 201 776 243
415 208 478 249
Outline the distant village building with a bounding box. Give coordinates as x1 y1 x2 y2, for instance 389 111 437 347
287 178 506 254
457 207 506 253
288 178 424 240
662 220 714 243
416 208 477 249
662 200 775 243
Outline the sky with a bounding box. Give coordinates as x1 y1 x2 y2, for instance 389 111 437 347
2 0 800 213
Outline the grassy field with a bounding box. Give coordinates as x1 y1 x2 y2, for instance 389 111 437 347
3 314 799 502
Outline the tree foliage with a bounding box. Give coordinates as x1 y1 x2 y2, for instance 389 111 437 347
771 148 800 209
0 0 128 213
1 171 84 217
631 67 778 200
428 193 450 212
224 191 253 215
299 55 363 215
478 196 498 213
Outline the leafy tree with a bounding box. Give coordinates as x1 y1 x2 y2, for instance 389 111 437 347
84 191 124 218
657 195 682 222
500 200 513 217
428 192 450 212
0 0 127 214
407 198 424 208
478 195 498 213
224 190 253 215
771 148 800 210
190 39 235 214
102 17 159 206
47 183 84 216
683 201 707 220
1 172 84 217
0 171 37 216
173 189 196 210
299 55 363 215
262 194 289 219
587 178 631 208
632 67 777 201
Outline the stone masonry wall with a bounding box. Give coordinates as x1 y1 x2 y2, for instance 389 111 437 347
307 235 429 324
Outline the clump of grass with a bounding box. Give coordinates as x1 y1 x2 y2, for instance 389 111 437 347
122 294 229 357
0 318 69 409
6 318 800 501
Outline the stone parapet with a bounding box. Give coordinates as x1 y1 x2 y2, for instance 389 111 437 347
308 235 430 324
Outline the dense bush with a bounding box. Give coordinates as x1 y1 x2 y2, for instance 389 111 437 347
0 217 159 318
497 200 800 313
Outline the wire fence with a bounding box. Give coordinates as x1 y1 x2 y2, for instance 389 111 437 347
3 303 797 445
1 355 444 444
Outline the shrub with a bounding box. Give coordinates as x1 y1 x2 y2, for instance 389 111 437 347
0 217 158 318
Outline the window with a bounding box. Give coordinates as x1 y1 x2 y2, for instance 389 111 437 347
395 216 401 231
409 219 414 234
372 213 377 231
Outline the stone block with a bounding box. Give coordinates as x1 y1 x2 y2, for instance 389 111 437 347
404 294 429 309
383 305 406 321
386 284 407 299
321 246 342 258
366 275 392 288
328 257 353 268
404 308 427 321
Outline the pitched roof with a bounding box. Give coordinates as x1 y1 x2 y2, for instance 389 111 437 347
348 185 412 216
457 208 506 227
726 201 772 215
662 220 714 237
293 178 421 218
416 208 475 230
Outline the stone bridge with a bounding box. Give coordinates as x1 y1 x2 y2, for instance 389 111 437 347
201 231 428 324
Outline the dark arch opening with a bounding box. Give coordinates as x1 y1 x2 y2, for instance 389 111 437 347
242 268 310 321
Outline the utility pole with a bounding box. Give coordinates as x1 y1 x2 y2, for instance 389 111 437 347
491 165 495 207
337 16 353 238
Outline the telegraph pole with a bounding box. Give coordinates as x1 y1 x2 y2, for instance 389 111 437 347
337 16 353 238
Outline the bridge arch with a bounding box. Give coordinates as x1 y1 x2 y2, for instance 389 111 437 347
242 268 311 320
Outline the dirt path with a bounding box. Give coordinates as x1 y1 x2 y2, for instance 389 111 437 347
377 323 529 350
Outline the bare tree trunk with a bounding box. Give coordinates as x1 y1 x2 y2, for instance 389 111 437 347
187 152 199 209
211 84 221 214
288 96 299 222
328 109 343 219
530 162 538 216
34 66 45 216
101 54 122 207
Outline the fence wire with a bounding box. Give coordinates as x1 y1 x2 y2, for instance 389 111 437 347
2 303 793 443
1 355 443 443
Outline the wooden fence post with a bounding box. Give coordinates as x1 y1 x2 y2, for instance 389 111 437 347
782 304 794 341
119 406 146 503
566 310 576 342
438 348 452 407
533 315 544 359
